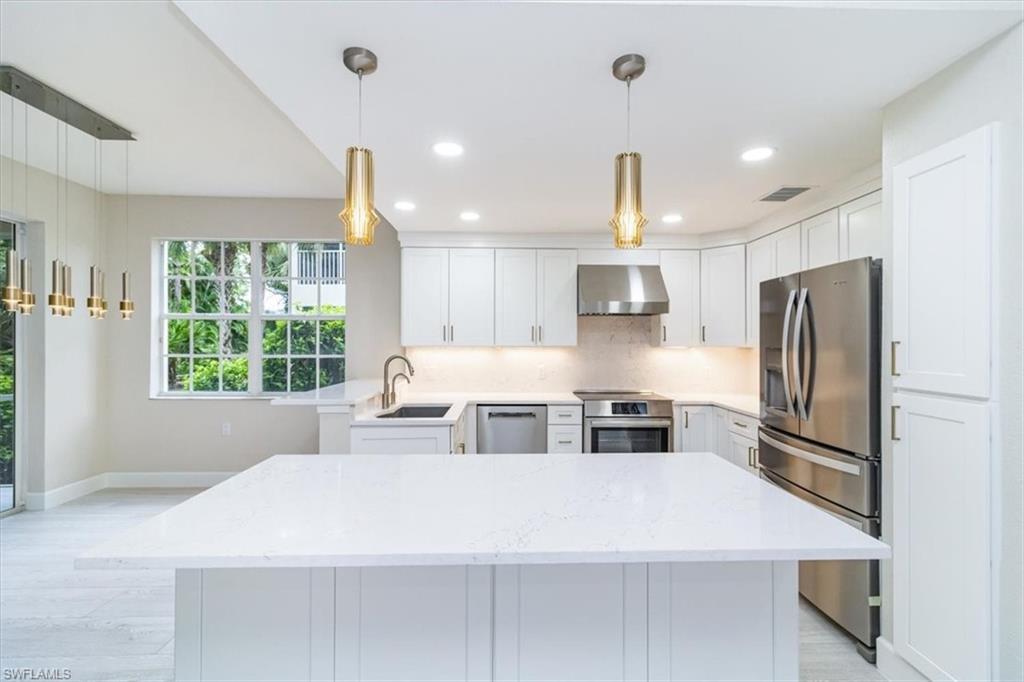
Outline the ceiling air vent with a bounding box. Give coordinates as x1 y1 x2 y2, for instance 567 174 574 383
759 186 811 202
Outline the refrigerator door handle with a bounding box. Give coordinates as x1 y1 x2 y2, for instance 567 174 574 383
781 289 797 416
759 430 862 475
793 287 810 421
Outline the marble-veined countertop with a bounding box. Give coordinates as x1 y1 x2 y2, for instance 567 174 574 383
77 453 888 570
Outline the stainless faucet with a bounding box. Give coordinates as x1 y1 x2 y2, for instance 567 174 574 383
382 354 415 409
389 372 411 408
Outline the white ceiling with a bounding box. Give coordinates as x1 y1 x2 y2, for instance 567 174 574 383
175 0 1021 235
0 0 342 197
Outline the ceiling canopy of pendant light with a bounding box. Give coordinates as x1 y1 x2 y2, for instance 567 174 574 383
338 47 380 247
609 53 648 250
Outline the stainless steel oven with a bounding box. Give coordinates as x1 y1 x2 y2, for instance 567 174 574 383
574 391 673 453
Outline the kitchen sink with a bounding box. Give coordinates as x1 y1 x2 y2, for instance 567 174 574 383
376 405 452 419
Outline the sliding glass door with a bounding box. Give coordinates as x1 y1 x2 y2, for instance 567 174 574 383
0 220 16 512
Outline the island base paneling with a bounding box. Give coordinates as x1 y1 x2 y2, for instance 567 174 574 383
175 561 798 681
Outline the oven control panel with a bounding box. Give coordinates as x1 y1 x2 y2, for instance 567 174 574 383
611 401 648 416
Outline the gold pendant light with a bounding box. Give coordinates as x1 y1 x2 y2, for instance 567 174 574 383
338 47 380 246
2 249 21 312
609 54 648 249
119 271 134 320
48 259 63 316
62 263 74 317
87 265 102 318
18 258 35 314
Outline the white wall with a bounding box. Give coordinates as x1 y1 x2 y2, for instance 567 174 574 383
406 316 757 396
880 23 1023 681
345 216 401 380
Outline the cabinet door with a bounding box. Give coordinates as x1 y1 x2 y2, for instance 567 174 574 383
401 248 449 346
547 425 582 453
727 432 758 475
678 405 713 452
448 249 495 346
801 209 840 269
838 190 882 261
713 408 732 460
892 393 990 681
536 249 578 346
892 125 992 398
659 250 701 347
773 223 802 276
350 426 453 454
699 244 746 346
746 237 773 349
495 249 537 346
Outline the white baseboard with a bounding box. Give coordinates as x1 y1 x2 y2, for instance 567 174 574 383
23 471 236 510
24 473 108 511
877 637 929 682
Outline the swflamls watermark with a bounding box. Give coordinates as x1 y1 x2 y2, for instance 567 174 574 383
2 670 72 681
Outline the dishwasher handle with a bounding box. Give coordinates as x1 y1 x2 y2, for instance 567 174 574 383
487 411 539 419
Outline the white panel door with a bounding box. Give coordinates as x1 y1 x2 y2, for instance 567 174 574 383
699 244 746 346
892 125 992 398
746 236 773 349
713 408 732 460
774 223 802 276
536 249 578 346
659 250 701 347
728 431 758 475
448 248 495 346
350 426 452 454
678 405 712 452
839 190 883 261
495 249 537 346
892 393 990 681
801 209 840 269
401 248 449 346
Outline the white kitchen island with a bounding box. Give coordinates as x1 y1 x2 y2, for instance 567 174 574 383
78 453 888 682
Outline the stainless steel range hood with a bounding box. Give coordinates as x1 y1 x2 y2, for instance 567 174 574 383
577 264 670 315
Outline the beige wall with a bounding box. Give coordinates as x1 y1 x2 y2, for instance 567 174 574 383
406 316 757 395
881 24 1023 680
103 194 401 475
345 214 402 380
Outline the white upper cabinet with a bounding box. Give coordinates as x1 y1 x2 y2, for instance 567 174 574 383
401 248 494 346
700 244 746 347
401 248 449 346
658 250 701 347
746 224 801 347
448 249 495 346
495 249 538 346
892 125 992 398
536 249 578 346
839 190 882 261
801 208 840 269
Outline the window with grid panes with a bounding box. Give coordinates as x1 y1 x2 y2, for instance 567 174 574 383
159 240 345 395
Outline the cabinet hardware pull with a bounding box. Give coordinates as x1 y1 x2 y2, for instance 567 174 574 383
891 340 900 377
450 325 454 342
538 325 543 343
442 325 446 342
753 447 759 468
684 411 689 428
891 405 900 441
662 325 667 342
456 443 466 454
747 446 754 467
558 412 572 418
531 325 535 343
733 421 746 429
557 439 572 445
701 325 706 343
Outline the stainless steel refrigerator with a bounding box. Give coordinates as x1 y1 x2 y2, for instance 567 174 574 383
757 257 882 662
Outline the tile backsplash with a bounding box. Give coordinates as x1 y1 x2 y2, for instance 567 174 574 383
406 316 757 394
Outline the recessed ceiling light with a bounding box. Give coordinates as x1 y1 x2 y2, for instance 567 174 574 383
459 210 480 222
433 141 464 157
661 213 683 224
393 200 416 212
741 146 775 162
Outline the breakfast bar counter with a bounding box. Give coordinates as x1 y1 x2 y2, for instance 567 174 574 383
79 453 888 681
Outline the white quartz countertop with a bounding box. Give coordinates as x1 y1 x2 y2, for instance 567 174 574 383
78 453 888 570
269 379 382 406
669 394 760 419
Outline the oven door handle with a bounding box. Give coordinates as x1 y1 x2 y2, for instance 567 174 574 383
587 419 673 429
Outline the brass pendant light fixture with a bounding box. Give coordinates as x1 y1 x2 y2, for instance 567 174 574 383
2 249 21 312
18 258 34 314
49 116 65 316
338 46 380 246
609 54 648 249
119 139 134 320
88 139 103 318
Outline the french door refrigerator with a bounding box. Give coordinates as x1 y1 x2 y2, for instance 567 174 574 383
758 257 882 662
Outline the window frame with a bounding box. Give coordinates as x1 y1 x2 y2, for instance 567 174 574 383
154 239 345 399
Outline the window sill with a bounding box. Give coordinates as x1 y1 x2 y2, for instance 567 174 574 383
149 394 279 401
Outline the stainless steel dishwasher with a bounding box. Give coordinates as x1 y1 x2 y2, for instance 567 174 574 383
476 405 547 454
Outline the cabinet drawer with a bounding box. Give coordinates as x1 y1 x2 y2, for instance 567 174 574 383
548 405 583 425
726 412 758 438
547 425 582 453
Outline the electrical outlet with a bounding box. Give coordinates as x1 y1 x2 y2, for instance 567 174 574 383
221 422 232 437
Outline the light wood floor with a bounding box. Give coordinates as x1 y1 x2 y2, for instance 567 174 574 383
0 488 885 681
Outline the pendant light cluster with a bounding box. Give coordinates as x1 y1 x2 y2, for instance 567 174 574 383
3 94 34 316
610 54 648 249
339 47 380 247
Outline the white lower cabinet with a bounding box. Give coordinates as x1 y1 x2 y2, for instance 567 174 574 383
727 431 758 475
676 405 712 452
713 408 732 461
547 425 582 453
350 425 456 454
892 392 990 681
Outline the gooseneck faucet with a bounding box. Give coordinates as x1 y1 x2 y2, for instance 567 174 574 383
389 372 411 409
382 354 415 409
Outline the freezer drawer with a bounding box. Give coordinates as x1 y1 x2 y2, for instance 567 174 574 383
761 469 880 652
758 427 878 517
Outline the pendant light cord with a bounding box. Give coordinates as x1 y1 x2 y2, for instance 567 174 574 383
626 76 632 153
357 70 364 148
